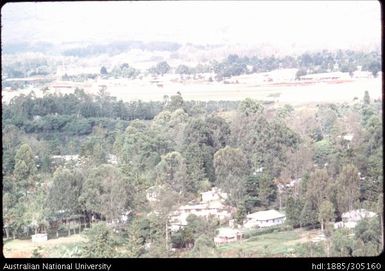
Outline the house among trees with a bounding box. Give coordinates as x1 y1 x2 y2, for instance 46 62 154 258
169 187 234 232
146 185 167 203
200 187 228 203
214 227 243 245
334 209 377 229
243 209 286 229
51 154 118 166
353 70 373 79
277 178 301 192
336 133 354 149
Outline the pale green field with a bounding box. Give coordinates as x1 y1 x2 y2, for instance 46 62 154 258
3 78 382 105
216 228 322 257
3 234 86 258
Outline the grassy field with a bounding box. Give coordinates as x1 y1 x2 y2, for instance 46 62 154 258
3 228 324 258
216 228 322 257
2 78 381 105
3 234 86 258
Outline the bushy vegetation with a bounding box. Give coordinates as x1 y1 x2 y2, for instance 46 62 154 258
2 88 382 257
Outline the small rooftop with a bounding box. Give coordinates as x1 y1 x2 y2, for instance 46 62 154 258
216 227 242 237
342 209 376 222
246 209 285 221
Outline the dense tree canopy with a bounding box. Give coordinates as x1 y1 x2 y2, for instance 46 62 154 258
2 89 382 257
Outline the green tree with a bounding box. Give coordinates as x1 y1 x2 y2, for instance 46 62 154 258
238 98 263 117
100 66 108 75
296 68 307 80
155 151 191 194
183 118 213 146
126 218 146 257
336 164 360 212
300 201 318 227
13 144 37 194
305 169 330 211
213 146 249 206
166 95 184 112
82 222 116 257
331 228 353 256
363 90 371 105
235 203 247 224
258 173 277 208
79 136 108 165
243 175 259 211
47 167 84 235
24 187 49 235
206 115 231 151
353 217 381 256
188 235 218 258
118 124 167 172
285 196 303 227
313 139 334 166
367 61 381 77
150 61 171 76
183 143 211 192
79 165 132 223
175 64 191 75
318 200 335 232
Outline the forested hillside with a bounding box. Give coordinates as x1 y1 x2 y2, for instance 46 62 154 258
2 89 382 257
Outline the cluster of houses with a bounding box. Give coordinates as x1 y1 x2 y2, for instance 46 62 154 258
145 185 379 247
147 186 289 245
334 209 377 229
168 187 235 232
213 209 287 245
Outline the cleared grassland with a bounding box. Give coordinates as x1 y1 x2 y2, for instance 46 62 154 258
2 78 382 105
216 228 322 257
3 234 86 258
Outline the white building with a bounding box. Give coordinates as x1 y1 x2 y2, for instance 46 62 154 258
300 72 351 81
243 209 286 229
277 178 301 192
353 70 373 79
334 209 377 229
169 201 234 232
336 133 354 149
107 154 118 165
51 154 118 165
146 185 165 202
32 233 48 243
214 227 243 245
201 187 228 203
268 68 298 82
169 187 234 232
51 154 80 163
342 134 354 141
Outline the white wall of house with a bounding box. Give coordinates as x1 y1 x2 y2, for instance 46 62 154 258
244 217 285 228
243 210 286 229
214 227 242 244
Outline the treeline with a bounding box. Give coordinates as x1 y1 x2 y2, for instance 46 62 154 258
3 49 381 82
101 50 382 80
2 90 241 173
185 50 382 80
97 49 382 82
2 91 382 257
2 89 242 129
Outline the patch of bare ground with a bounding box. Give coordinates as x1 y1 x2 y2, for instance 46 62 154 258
3 234 86 258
